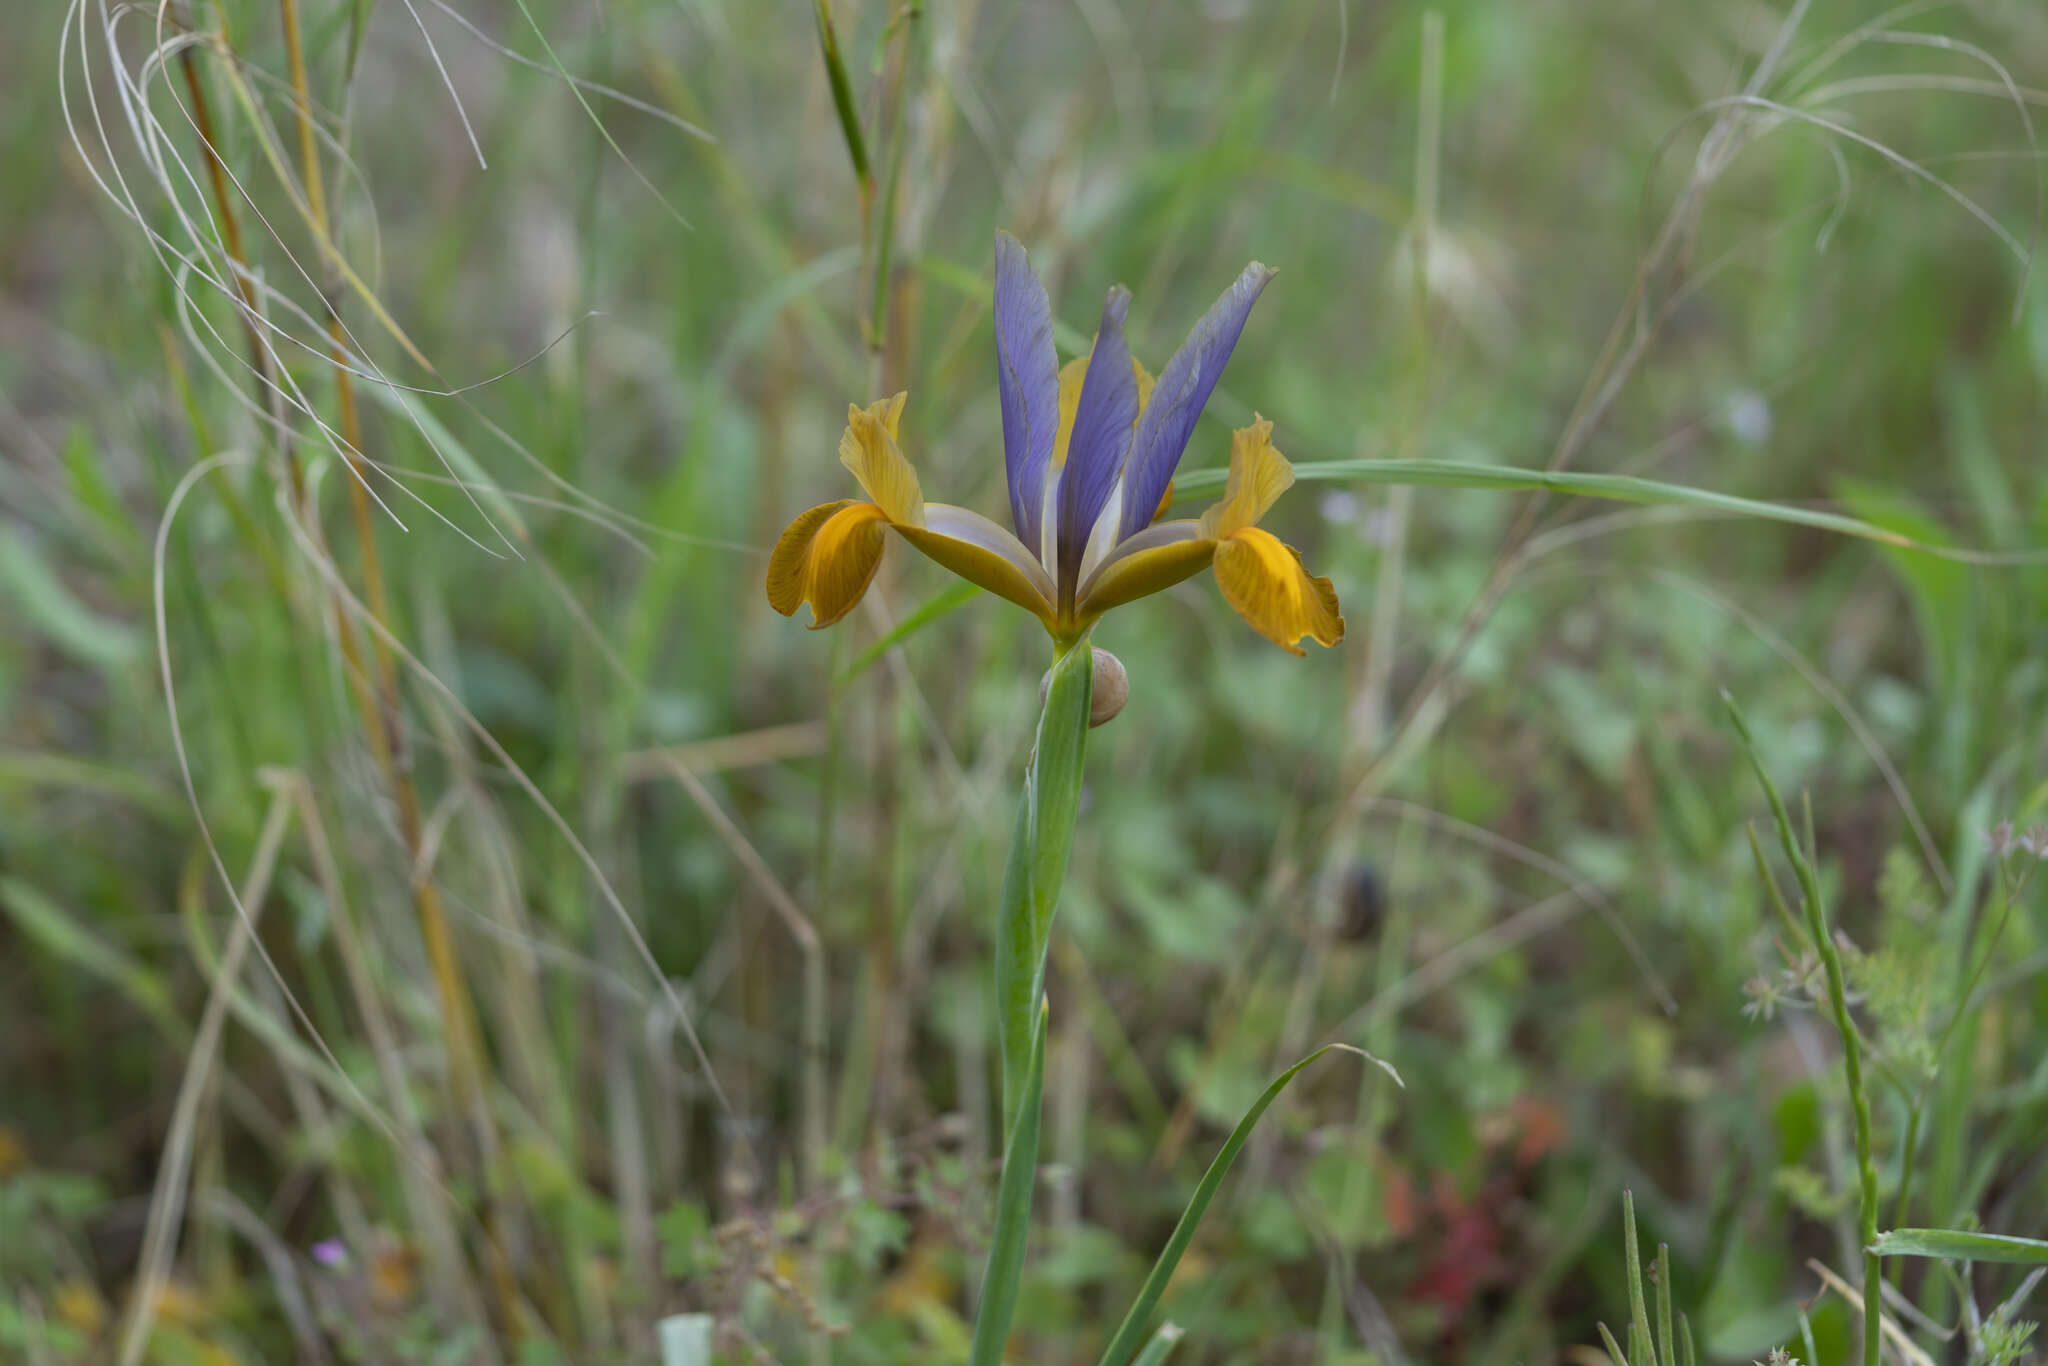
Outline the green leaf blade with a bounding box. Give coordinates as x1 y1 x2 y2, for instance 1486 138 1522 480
966 1006 1049 1366
1871 1228 2048 1264
1093 1044 1400 1366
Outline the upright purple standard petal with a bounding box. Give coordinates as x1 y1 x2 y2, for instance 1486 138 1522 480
993 231 1062 551
1056 286 1137 597
1116 262 1275 540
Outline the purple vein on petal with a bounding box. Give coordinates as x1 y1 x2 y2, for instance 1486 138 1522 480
1056 285 1137 595
1117 262 1275 541
993 231 1062 553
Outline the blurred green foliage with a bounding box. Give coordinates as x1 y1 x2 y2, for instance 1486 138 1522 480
4 0 2048 1361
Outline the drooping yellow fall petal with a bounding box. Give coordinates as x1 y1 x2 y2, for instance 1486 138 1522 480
1199 416 1294 540
1210 525 1344 655
838 394 924 525
897 504 1059 628
1072 521 1218 622
766 499 891 629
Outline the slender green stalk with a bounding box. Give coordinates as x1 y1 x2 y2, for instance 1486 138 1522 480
1655 1241 1674 1366
1622 1190 1657 1366
968 643 1092 1361
810 0 872 197
865 4 920 356
1889 1101 1921 1289
965 1005 1048 1366
1725 694 1881 1366
993 642 1093 1125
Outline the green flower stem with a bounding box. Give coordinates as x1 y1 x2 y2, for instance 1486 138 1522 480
994 641 1093 1126
967 641 1092 1364
967 1004 1049 1366
1725 695 1881 1366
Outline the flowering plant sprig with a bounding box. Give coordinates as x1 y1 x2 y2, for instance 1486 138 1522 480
773 233 1380 1366
768 233 1344 655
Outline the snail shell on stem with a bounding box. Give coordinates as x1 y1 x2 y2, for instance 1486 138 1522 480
1039 647 1129 728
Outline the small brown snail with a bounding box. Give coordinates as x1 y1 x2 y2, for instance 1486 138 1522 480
1039 647 1129 728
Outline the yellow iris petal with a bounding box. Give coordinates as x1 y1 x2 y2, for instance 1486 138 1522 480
1074 525 1217 624
838 393 924 525
1051 356 1088 470
898 513 1058 628
1211 525 1344 655
1199 415 1294 540
1052 353 1156 470
766 499 890 629
1150 479 1175 524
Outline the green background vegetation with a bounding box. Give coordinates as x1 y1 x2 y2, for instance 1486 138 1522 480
4 0 2047 1361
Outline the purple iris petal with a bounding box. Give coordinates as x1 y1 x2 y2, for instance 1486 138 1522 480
993 231 1062 551
1056 286 1138 594
1116 262 1275 541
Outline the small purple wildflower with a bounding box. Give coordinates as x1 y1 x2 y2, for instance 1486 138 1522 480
311 1237 348 1269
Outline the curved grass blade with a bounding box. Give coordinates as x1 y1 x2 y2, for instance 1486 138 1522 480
1872 1228 2048 1264
1094 1044 1401 1366
994 641 1091 1126
837 579 981 685
1171 459 2047 565
966 1004 1048 1366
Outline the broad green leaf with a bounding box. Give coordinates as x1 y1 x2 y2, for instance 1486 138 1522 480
1094 1044 1400 1366
993 641 1091 1126
1871 1228 2048 1264
966 1007 1048 1366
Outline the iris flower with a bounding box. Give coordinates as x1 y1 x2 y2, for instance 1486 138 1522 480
767 231 1344 655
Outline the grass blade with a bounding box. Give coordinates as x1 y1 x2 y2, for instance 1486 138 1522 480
1598 1321 1631 1366
1170 459 2040 564
1871 1228 2048 1264
1093 1043 1400 1366
811 0 871 192
1130 1323 1185 1366
966 1005 1049 1366
1623 1190 1658 1366
1656 1241 1674 1366
836 579 981 685
0 875 180 1037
